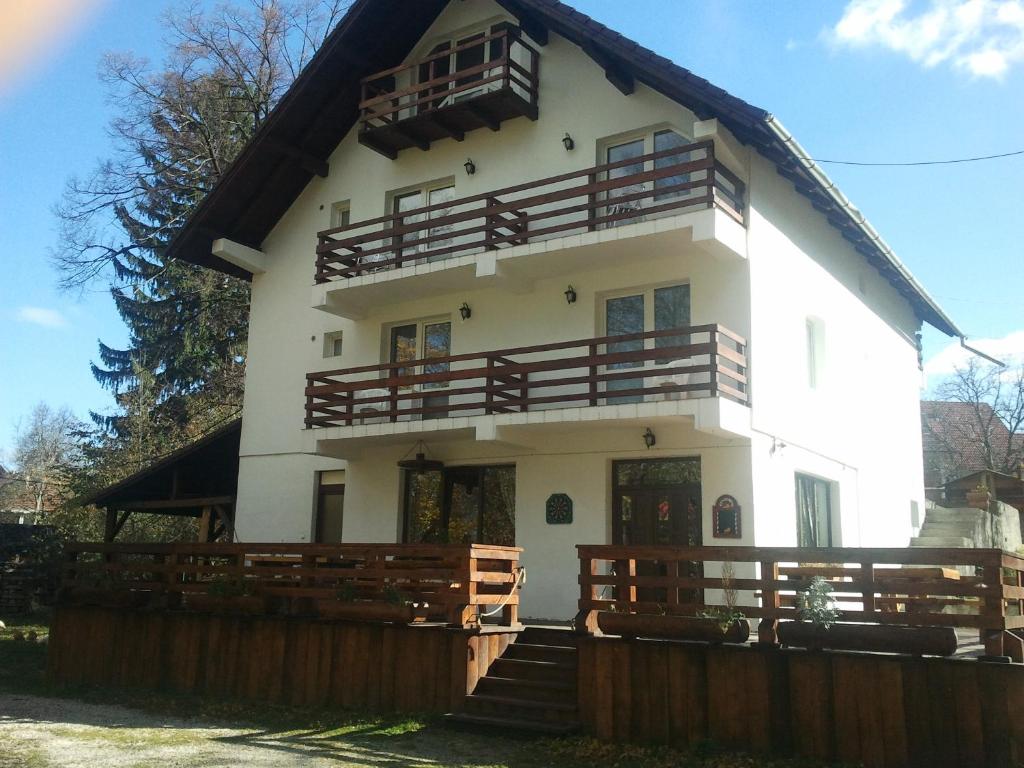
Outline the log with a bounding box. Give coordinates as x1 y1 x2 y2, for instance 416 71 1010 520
777 621 958 656
597 612 750 643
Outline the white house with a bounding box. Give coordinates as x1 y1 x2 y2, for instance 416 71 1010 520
166 0 961 620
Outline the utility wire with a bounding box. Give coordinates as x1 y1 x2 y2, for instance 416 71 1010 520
812 149 1024 167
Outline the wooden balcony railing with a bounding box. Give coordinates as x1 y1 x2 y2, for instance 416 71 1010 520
576 545 1024 659
60 542 523 627
358 27 539 157
315 139 745 283
304 324 747 429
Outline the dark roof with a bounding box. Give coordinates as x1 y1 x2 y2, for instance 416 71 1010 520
921 400 1024 485
165 0 959 336
79 419 241 514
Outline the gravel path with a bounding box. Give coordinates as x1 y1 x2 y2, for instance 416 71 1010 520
0 694 463 768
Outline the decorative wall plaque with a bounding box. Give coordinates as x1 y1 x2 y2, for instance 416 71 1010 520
712 494 742 538
545 493 573 524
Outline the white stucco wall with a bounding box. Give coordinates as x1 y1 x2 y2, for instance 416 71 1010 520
233 0 932 609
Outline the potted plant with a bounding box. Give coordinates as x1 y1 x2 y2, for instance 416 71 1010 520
597 561 749 643
186 579 266 615
316 583 415 623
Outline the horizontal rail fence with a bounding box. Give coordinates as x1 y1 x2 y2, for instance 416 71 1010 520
60 542 522 627
305 324 747 428
359 28 539 131
577 545 1024 658
315 139 745 282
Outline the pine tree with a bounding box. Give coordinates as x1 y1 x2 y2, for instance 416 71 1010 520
54 1 348 477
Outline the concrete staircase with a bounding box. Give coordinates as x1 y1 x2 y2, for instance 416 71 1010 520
447 627 579 734
910 506 986 550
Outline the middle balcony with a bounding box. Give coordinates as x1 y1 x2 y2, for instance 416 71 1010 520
312 139 747 319
304 324 749 457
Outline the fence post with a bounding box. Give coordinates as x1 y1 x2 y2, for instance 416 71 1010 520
860 560 876 616
708 329 719 398
589 343 599 406
485 356 495 415
758 559 780 645
587 173 598 231
573 550 598 634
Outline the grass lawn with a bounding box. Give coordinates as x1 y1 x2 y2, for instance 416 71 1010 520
0 611 851 768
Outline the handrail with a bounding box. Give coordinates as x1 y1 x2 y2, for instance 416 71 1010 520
575 544 1024 657
315 139 745 283
358 27 539 129
60 541 522 628
304 325 747 428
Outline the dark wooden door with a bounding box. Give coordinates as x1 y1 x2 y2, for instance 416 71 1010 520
612 459 702 607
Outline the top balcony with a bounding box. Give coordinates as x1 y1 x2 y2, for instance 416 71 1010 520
315 139 746 288
358 27 540 159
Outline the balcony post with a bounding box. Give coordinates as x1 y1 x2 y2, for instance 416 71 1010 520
589 343 599 406
485 355 495 415
708 329 719 398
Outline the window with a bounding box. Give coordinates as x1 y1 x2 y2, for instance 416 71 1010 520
602 127 695 223
390 180 455 263
315 473 345 543
386 317 452 418
795 473 834 547
403 465 515 546
806 317 825 389
604 284 691 400
330 201 351 229
323 330 344 359
416 22 514 111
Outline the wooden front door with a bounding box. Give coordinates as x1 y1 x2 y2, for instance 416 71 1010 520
612 458 702 607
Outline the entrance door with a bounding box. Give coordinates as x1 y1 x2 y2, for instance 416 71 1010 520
612 458 702 606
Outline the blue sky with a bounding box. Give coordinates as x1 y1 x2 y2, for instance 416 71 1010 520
1 0 1022 460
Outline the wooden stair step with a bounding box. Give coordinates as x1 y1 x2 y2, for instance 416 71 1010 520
443 712 580 735
464 693 578 721
504 642 577 664
476 676 575 703
489 657 576 682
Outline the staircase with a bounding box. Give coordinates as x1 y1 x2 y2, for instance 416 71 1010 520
448 626 580 734
911 506 986 550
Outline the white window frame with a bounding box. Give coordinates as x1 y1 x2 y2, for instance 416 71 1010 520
806 316 826 390
330 200 351 230
385 177 457 263
795 472 840 547
323 330 344 359
381 315 453 384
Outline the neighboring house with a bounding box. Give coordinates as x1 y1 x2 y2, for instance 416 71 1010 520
0 464 39 525
162 0 961 620
921 400 1024 499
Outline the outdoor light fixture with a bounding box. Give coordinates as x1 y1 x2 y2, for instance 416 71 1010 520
643 428 656 449
564 285 577 304
459 302 472 320
397 441 445 472
562 132 575 151
464 158 476 175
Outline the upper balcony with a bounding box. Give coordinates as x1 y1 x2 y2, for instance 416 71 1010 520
358 27 540 159
313 139 746 316
303 324 749 457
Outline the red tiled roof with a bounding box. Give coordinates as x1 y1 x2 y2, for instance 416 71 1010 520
921 400 1023 486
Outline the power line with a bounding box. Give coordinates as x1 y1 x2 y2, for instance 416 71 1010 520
812 149 1024 167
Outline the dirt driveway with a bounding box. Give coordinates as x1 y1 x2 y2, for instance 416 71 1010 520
0 693 489 768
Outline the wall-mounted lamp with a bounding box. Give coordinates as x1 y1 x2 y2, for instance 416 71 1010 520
562 132 575 151
459 302 472 321
769 437 787 457
642 427 656 449
564 285 577 304
464 158 476 175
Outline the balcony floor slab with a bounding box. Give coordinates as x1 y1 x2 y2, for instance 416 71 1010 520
305 396 750 459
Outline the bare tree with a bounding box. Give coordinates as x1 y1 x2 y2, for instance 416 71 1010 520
53 0 349 287
924 359 1024 483
10 404 83 515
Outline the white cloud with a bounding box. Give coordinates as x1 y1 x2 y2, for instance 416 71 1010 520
925 329 1024 380
830 0 1024 78
16 306 68 329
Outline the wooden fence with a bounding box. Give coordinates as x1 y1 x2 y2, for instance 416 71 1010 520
576 545 1024 659
61 542 522 627
49 605 516 714
315 138 744 281
305 324 747 427
577 638 1024 768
